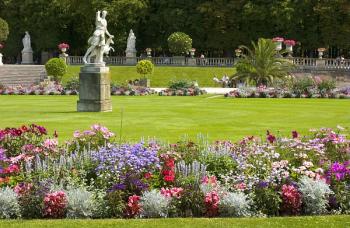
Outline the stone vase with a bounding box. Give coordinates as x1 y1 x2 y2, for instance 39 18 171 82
286 45 293 57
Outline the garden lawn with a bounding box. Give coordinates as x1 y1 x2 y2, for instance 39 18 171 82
0 96 349 142
63 66 235 87
0 216 349 228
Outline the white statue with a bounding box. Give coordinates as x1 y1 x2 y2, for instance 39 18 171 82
126 29 136 52
22 31 32 52
83 10 114 65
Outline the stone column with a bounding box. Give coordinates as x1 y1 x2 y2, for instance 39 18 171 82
22 50 34 64
77 65 112 112
125 50 137 65
0 53 3 66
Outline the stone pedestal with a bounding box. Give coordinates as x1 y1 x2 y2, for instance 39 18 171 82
22 50 34 64
126 50 137 65
59 53 68 64
188 58 196 66
0 53 3 66
77 65 112 112
316 59 326 68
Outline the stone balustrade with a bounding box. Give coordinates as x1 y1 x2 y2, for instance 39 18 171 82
66 56 350 72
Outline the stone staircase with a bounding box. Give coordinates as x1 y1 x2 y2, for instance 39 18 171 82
0 65 47 87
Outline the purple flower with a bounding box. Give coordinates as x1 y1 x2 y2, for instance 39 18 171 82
0 148 6 161
92 142 160 175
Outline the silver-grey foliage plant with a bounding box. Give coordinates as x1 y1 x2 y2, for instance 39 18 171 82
65 187 94 218
140 190 171 218
299 176 333 215
219 192 252 217
0 187 21 219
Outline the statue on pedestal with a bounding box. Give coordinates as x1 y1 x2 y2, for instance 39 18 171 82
22 31 32 52
126 29 136 52
83 10 114 65
21 31 34 64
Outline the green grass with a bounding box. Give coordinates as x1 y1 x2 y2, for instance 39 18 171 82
0 216 349 228
0 95 349 142
64 66 235 87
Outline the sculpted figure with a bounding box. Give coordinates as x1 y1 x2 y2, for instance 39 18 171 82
126 29 136 52
83 10 114 64
22 31 32 52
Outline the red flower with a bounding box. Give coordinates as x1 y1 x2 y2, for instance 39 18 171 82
21 125 28 132
292 130 298 139
266 131 276 144
126 195 141 218
144 172 152 179
165 158 175 168
164 175 175 182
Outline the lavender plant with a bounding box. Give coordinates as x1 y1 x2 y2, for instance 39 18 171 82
0 187 21 219
299 176 333 215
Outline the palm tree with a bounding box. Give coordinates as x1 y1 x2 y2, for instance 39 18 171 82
234 38 294 86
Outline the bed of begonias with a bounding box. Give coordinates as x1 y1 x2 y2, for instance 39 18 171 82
0 124 349 219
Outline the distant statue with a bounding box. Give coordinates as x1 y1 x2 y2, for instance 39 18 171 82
126 29 136 52
22 31 32 52
83 10 114 65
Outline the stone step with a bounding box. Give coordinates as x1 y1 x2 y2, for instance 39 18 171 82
0 65 47 86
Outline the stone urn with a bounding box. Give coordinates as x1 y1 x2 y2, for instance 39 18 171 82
284 40 296 57
58 43 70 63
146 48 152 58
272 37 284 51
317 48 326 59
189 48 196 58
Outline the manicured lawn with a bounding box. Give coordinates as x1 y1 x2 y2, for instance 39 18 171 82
0 216 349 228
64 66 235 87
0 96 349 142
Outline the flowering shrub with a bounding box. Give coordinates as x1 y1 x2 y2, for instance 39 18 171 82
280 184 302 215
111 84 154 96
126 195 141 218
0 187 21 219
43 191 67 218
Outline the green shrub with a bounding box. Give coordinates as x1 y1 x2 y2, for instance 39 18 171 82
136 60 154 78
0 18 9 42
168 79 192 90
167 32 192 55
65 76 79 91
45 58 67 82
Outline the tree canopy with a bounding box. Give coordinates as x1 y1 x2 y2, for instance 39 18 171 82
0 0 349 58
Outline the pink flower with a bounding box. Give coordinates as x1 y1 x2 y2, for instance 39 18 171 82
43 191 67 218
272 37 284 42
204 191 220 217
58 43 69 49
284 39 296 46
292 131 298 139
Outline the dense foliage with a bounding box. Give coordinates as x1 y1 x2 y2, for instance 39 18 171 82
1 1 350 57
234 38 293 86
0 124 349 219
45 58 68 82
167 32 192 55
136 60 154 78
0 18 9 42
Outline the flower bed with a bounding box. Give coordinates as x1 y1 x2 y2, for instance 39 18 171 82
0 124 349 219
0 82 154 96
159 87 206 96
225 86 350 99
